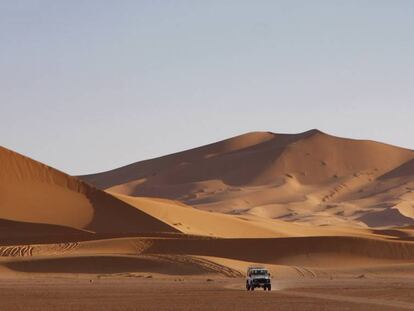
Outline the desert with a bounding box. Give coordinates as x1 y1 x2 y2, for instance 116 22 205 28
1 130 414 310
2 1 413 309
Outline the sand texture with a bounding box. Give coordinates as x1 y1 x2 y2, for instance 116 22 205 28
1 130 414 310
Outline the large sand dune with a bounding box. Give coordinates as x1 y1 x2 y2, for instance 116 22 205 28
0 146 177 238
81 130 414 227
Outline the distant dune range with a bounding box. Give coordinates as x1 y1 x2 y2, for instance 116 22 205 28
1 130 414 278
81 130 414 228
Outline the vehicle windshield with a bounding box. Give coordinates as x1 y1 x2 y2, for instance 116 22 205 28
250 269 268 276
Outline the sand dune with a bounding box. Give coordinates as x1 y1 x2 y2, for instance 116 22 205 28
1 234 414 277
111 193 324 238
0 219 94 246
0 146 177 238
111 193 412 241
2 255 237 276
145 236 414 268
81 130 414 227
1 135 414 299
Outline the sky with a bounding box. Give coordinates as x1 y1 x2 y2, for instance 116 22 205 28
1 0 414 175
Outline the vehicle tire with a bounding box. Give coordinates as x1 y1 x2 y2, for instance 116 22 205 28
268 285 272 291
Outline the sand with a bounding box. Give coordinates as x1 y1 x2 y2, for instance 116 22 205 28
0 146 176 238
0 277 413 311
81 130 414 228
1 130 414 310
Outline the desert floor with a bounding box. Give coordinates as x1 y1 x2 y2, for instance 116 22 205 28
1 276 413 311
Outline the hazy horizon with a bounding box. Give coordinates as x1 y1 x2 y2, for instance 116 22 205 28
1 0 414 175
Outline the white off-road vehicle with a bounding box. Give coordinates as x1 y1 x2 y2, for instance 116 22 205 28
246 266 271 291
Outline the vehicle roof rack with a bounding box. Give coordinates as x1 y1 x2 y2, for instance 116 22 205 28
247 266 266 269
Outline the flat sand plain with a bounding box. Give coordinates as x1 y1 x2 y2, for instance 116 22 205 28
0 276 413 311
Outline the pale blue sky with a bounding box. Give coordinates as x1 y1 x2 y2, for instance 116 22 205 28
1 0 413 175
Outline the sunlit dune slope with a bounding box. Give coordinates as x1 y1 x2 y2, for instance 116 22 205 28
0 146 177 236
112 193 404 240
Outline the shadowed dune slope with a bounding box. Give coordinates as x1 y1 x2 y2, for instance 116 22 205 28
80 130 414 227
3 255 224 276
0 146 177 236
144 236 414 267
0 219 95 245
81 131 277 189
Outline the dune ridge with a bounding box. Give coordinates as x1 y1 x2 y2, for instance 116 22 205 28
0 146 177 238
80 130 414 227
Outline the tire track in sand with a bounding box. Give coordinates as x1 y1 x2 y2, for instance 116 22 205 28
0 245 33 257
292 266 316 278
153 255 243 277
0 242 79 257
